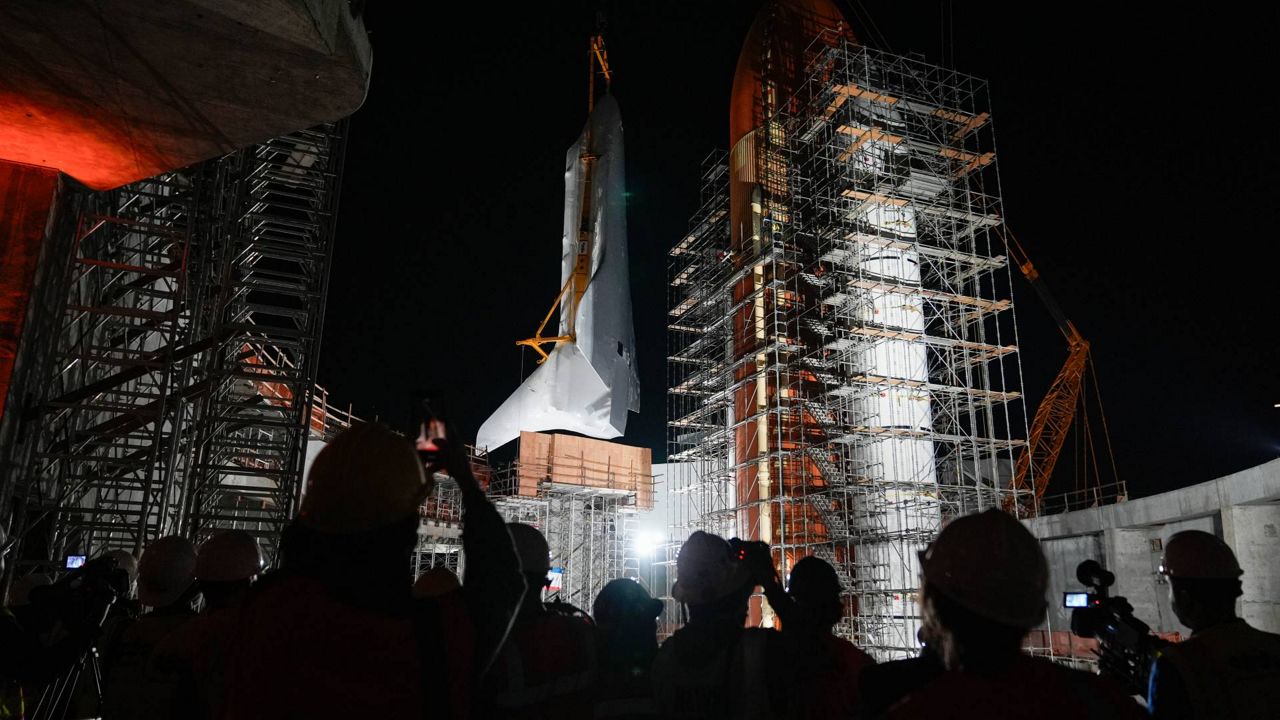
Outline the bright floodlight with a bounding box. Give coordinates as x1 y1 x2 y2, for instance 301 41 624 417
634 531 662 557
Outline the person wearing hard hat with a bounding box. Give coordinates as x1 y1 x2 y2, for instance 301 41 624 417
219 422 525 720
481 522 597 719
6 572 52 607
57 549 140 720
0 526 109 718
5 572 57 635
888 509 1144 719
147 530 266 720
194 530 263 611
649 531 781 720
591 578 664 719
103 548 139 601
100 535 200 720
774 556 875 719
1146 530 1280 719
88 548 140 639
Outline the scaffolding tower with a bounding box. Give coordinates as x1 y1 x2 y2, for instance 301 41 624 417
494 464 642 612
9 173 205 560
667 39 1030 658
417 442 647 612
0 123 349 582
184 124 347 560
412 474 468 579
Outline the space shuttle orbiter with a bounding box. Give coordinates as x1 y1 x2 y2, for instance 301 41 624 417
476 92 639 452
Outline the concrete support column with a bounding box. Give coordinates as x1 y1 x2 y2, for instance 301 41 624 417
1221 504 1280 633
1104 527 1171 631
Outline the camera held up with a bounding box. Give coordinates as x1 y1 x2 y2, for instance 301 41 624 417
1066 559 1167 694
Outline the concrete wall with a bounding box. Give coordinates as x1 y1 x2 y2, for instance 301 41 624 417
1223 503 1280 630
1026 458 1280 638
1040 532 1104 632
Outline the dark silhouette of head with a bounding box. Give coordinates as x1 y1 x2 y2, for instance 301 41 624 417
672 531 752 625
594 578 663 671
508 522 552 613
1159 530 1243 631
788 556 843 629
196 530 264 611
918 510 1048 671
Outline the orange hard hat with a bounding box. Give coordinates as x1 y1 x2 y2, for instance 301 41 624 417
196 530 264 583
1159 530 1242 580
919 509 1048 629
300 423 429 534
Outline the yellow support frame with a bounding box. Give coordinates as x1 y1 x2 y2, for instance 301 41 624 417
516 35 612 365
516 276 575 363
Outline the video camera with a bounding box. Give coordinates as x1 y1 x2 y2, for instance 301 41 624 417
728 538 770 567
1065 559 1166 694
28 555 124 632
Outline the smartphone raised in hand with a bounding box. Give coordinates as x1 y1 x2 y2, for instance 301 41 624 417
412 396 447 466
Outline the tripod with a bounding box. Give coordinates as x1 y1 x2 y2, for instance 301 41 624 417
29 643 104 720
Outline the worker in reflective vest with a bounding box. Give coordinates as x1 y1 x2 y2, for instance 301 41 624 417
482 523 597 719
1148 530 1280 719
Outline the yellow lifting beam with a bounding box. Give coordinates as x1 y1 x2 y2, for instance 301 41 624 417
517 34 612 364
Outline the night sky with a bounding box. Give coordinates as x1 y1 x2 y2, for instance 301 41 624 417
321 2 1278 500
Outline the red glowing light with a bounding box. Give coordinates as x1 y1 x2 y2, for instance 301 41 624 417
0 90 172 190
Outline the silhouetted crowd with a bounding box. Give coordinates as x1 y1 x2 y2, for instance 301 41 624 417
2 422 1277 719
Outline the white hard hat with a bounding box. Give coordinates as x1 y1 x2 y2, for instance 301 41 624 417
507 523 551 575
138 535 197 608
1159 530 1242 580
671 531 750 606
300 423 430 534
919 509 1048 630
103 549 139 583
8 573 52 606
196 530 264 583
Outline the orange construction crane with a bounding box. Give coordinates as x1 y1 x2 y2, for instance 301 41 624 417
1004 229 1102 511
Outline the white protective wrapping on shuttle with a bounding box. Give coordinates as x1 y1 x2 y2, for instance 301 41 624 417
477 96 639 452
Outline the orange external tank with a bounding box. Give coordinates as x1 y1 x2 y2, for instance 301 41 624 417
727 0 855 626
